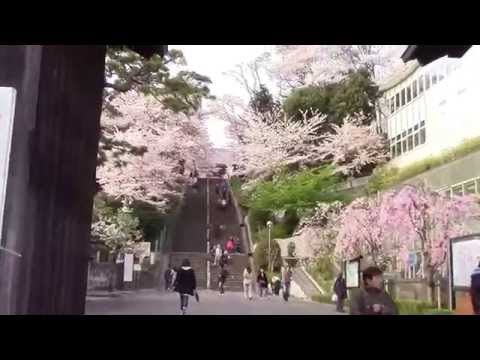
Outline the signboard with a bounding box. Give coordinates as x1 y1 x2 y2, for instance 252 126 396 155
451 235 480 289
0 87 16 246
124 253 134 282
345 259 361 288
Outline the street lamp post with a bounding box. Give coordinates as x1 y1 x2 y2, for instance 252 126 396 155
267 221 273 273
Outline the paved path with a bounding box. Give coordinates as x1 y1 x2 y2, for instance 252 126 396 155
85 290 342 315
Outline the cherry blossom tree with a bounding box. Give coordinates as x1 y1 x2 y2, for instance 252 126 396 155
296 201 344 261
97 92 211 211
335 185 480 277
91 205 143 254
335 196 394 268
232 109 328 176
319 119 390 177
380 185 480 278
269 45 406 91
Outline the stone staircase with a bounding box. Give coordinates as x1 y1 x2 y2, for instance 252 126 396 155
167 176 250 292
210 254 249 292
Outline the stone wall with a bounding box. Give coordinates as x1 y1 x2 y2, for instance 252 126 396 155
87 262 118 292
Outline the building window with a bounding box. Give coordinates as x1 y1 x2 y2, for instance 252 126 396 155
401 89 406 106
432 73 438 85
420 127 426 144
396 93 400 108
407 86 412 102
407 135 413 150
465 180 476 194
419 76 424 94
390 97 395 113
396 142 402 156
452 185 464 196
402 139 407 152
391 146 396 158
425 73 431 90
412 80 418 98
414 132 419 147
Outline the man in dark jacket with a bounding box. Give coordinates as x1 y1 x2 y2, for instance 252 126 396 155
350 266 398 315
282 266 293 302
471 261 480 315
174 259 197 315
333 272 348 313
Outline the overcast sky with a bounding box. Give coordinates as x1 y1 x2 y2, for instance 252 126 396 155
171 45 275 148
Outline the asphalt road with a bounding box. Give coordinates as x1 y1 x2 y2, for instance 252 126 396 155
85 290 343 315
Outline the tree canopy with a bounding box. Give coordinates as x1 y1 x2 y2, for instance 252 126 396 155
283 69 379 128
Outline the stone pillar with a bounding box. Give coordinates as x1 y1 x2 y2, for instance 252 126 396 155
0 46 106 314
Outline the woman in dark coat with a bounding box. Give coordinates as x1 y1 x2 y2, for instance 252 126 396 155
174 259 197 315
257 268 269 298
333 272 348 313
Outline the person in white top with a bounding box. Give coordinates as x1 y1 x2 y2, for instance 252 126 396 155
214 244 222 266
243 266 253 300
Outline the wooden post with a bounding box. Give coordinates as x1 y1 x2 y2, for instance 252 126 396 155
0 46 106 314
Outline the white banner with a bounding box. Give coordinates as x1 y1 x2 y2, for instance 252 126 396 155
0 87 16 246
124 253 134 282
346 260 360 288
452 237 480 288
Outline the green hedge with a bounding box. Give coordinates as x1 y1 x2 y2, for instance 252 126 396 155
367 136 480 193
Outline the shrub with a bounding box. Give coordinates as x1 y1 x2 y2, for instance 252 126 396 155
247 165 348 212
395 300 434 315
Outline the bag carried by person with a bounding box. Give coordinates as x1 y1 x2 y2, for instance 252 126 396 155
331 293 338 302
195 290 200 302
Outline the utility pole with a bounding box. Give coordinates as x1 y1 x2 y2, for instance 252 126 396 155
267 221 273 273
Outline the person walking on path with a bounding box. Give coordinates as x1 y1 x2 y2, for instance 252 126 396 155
271 274 281 296
257 268 269 298
220 250 230 267
333 272 348 313
470 260 480 314
174 259 197 315
218 265 229 296
282 266 293 301
243 266 254 300
214 244 222 266
350 266 398 315
164 265 173 291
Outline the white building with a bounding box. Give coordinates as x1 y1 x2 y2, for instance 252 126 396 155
377 45 480 169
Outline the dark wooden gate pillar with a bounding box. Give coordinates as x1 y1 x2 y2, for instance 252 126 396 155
0 45 106 314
